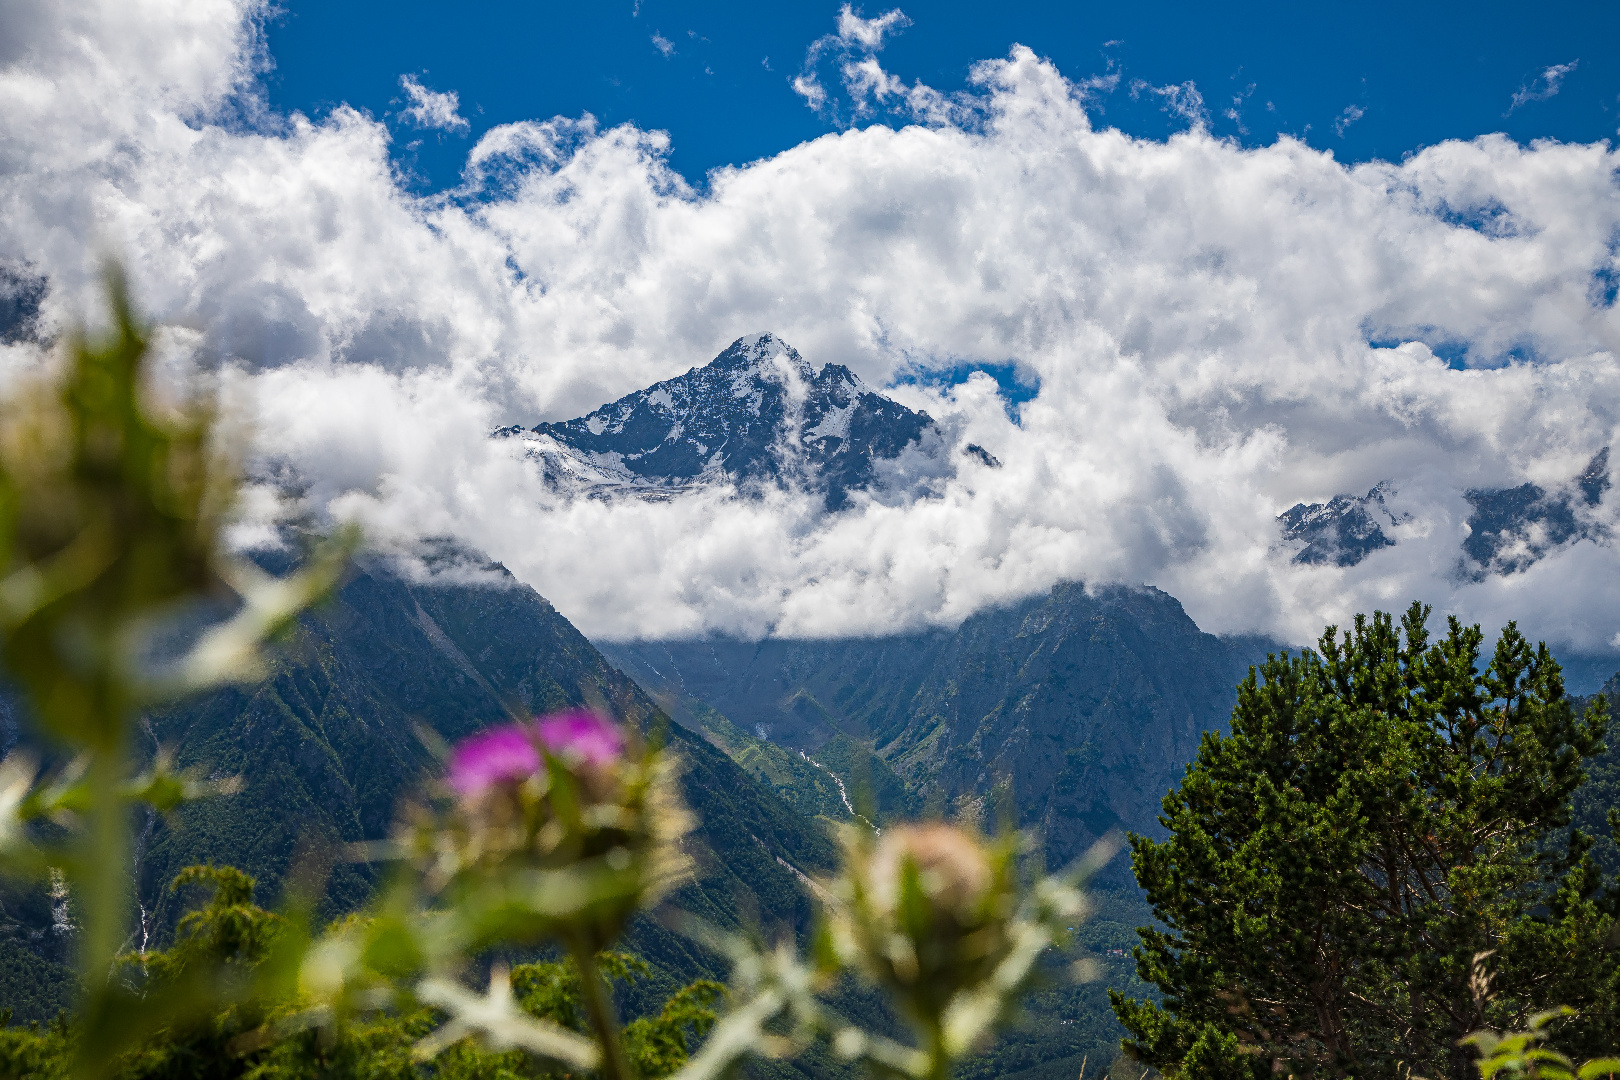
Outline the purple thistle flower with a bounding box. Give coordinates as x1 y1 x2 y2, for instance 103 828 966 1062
446 712 625 798
536 710 625 767
448 724 541 797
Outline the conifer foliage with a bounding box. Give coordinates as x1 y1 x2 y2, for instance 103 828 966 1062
1111 605 1616 1079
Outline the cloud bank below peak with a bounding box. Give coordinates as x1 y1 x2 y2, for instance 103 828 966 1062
3 0 1620 657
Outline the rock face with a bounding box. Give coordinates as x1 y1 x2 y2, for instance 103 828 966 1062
494 333 939 509
1463 447 1611 575
598 582 1278 874
1278 482 1402 567
1277 448 1612 573
0 264 46 345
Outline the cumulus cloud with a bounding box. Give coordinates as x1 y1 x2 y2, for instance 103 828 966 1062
399 74 470 133
4 0 1620 662
1334 103 1364 136
1508 60 1578 114
651 33 674 58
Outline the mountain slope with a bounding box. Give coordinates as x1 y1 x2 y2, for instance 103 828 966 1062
599 582 1278 873
493 333 941 509
600 582 1264 1077
97 550 834 965
0 548 878 1070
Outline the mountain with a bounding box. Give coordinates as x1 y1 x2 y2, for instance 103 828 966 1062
600 581 1261 1079
1277 447 1612 575
598 582 1279 875
0 549 1166 1072
137 549 838 945
493 333 944 509
1278 482 1402 567
0 264 46 346
1463 446 1611 575
0 545 844 1024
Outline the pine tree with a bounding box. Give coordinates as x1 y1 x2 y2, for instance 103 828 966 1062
1110 604 1610 1079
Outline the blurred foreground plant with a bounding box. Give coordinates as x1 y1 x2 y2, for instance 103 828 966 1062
276 712 1112 1080
284 711 694 1079
1461 1008 1620 1080
0 269 353 1076
654 821 1110 1080
819 823 1108 1080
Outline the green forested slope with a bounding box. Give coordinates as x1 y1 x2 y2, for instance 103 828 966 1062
137 554 836 948
0 551 845 1031
588 650 921 828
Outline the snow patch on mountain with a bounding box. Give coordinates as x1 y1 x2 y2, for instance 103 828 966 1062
1279 482 1405 567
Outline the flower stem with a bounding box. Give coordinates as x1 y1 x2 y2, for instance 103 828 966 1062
82 742 131 984
927 1018 951 1080
571 940 636 1080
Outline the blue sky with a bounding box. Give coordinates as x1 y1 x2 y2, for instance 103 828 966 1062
264 0 1620 190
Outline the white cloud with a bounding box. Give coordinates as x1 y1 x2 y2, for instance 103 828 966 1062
651 33 674 58
4 0 1620 663
793 4 931 122
1130 78 1207 128
834 5 910 50
399 74 470 133
1334 103 1364 136
1508 60 1578 115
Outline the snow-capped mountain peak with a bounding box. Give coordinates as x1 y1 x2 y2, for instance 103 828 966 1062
494 334 940 509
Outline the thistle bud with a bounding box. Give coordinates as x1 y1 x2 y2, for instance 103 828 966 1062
824 823 1019 1031
868 824 994 922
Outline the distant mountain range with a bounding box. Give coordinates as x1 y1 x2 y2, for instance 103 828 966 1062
1279 448 1612 575
493 333 987 510
0 548 1176 1072
499 335 1614 589
1 530 1607 1070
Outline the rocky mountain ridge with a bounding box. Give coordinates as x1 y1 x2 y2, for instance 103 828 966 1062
493 333 949 510
1279 447 1612 574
